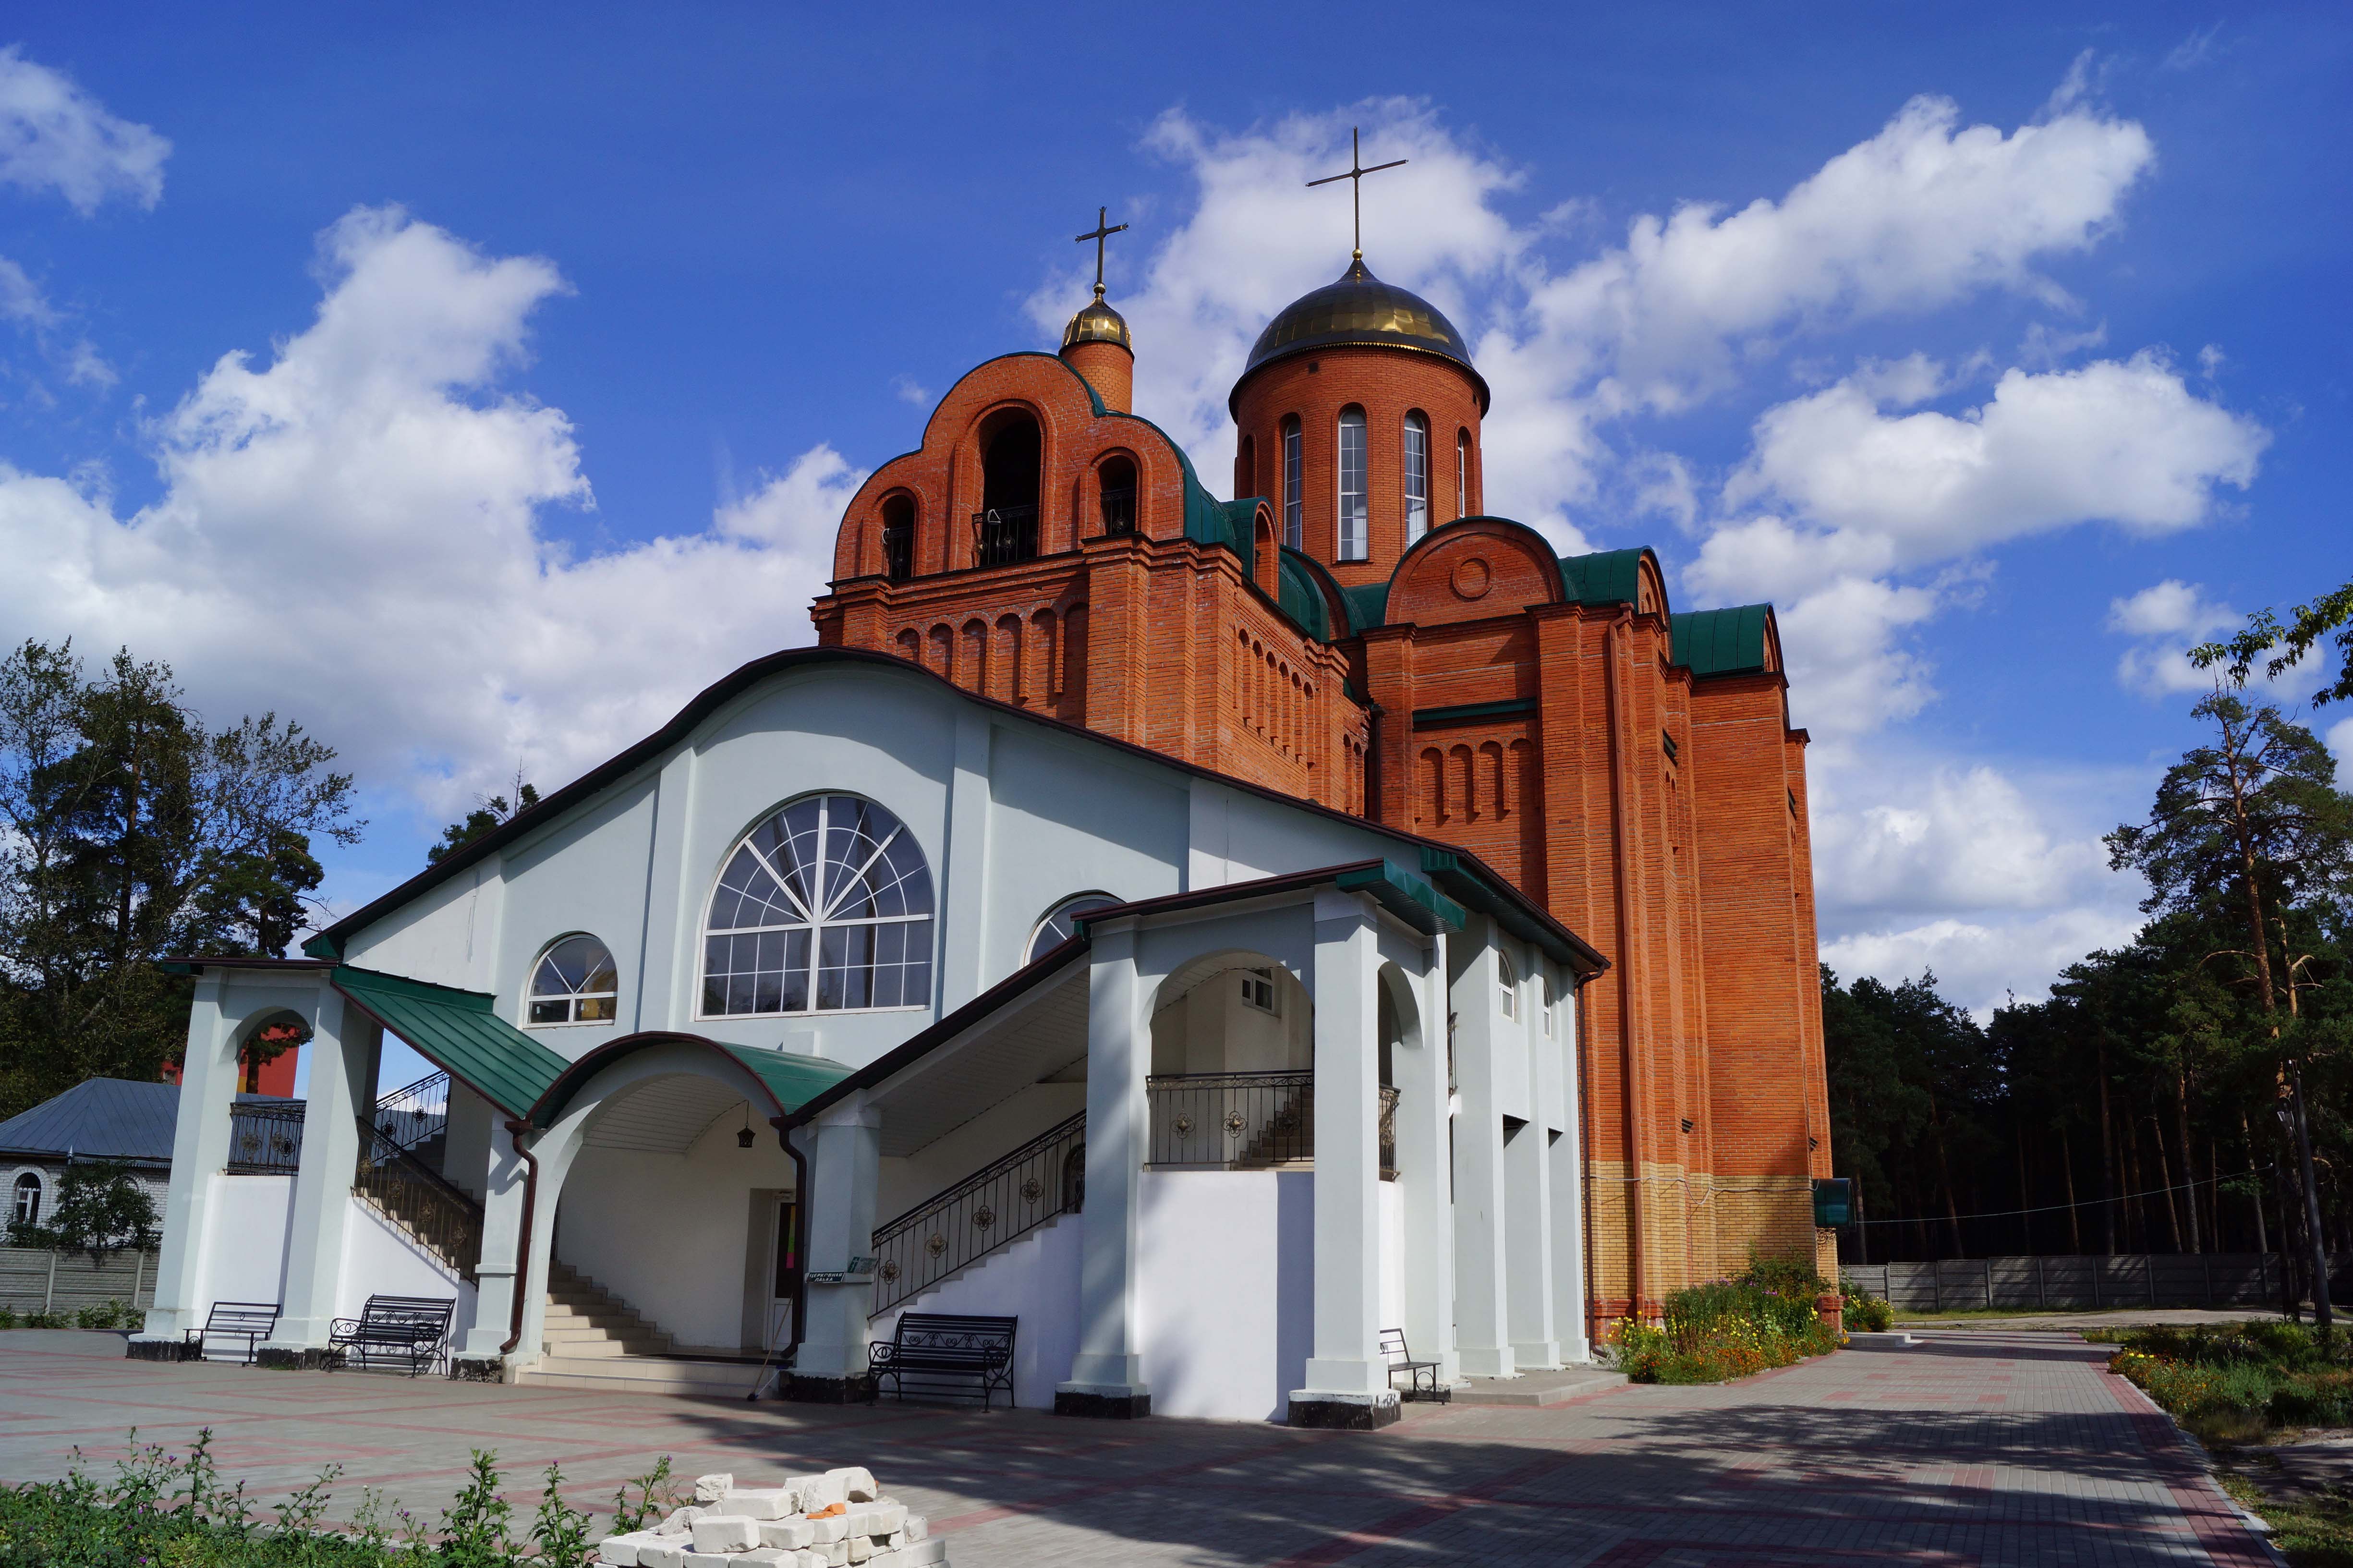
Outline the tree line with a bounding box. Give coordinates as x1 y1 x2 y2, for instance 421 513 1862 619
1826 575 2353 1322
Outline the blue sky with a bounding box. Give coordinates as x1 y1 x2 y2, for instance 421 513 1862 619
2 2 2347 1072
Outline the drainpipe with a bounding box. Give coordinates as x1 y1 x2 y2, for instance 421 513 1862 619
773 1116 811 1380
499 1120 539 1357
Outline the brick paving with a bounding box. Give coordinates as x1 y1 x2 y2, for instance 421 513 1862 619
0 1329 2276 1565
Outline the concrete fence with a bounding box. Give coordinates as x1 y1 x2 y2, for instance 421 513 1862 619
1837 1252 2331 1312
0 1245 161 1316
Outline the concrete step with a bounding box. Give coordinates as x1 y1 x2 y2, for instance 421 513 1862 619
522 1354 767 1398
541 1333 671 1358
1451 1367 1627 1407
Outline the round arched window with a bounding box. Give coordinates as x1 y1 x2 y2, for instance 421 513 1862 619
529 935 618 1025
1026 893 1118 964
13 1171 42 1228
1497 948 1518 1020
703 793 934 1015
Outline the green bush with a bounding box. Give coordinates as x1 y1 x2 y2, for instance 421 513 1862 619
2108 1321 2353 1444
73 1299 137 1331
0 1427 679 1567
1612 1253 1842 1384
1839 1278 1893 1333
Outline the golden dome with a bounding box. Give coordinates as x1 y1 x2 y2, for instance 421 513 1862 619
1232 258 1486 411
1062 287 1132 352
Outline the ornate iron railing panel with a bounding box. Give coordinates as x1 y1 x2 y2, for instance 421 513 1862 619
352 1120 484 1282
970 505 1040 568
226 1101 306 1174
870 1110 1085 1318
1098 487 1137 535
1379 1083 1400 1180
371 1070 449 1155
1146 1071 1315 1167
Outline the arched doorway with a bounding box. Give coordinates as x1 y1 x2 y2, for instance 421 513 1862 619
976 411 1041 565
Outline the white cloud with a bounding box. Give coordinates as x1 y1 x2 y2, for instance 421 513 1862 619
2105 579 2245 698
1809 761 2110 920
1823 905 2143 1019
0 207 857 821
2327 717 2353 783
0 252 116 391
0 46 169 214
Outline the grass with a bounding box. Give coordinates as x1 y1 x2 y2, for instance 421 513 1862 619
2218 1464 2353 1568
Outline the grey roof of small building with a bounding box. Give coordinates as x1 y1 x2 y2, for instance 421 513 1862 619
0 1078 183 1167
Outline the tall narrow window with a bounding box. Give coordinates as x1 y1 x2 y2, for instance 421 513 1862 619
1404 413 1430 542
12 1171 39 1228
1336 406 1368 561
1497 948 1518 1020
1455 429 1471 519
1281 417 1303 550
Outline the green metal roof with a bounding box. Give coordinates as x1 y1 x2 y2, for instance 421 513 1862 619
1340 581 1390 632
1415 848 1604 975
528 1036 852 1129
1333 859 1468 936
1277 550 1336 640
1670 605 1774 678
331 966 570 1120
1557 547 1654 608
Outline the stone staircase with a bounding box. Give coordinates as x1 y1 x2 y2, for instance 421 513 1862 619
519 1262 767 1398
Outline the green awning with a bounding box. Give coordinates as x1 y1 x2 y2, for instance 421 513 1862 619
332 965 570 1120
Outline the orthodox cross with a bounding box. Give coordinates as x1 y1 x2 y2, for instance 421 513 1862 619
1307 127 1407 261
1075 206 1128 299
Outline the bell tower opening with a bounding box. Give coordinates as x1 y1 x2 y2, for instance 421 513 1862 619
880 494 914 581
976 411 1042 566
1098 454 1137 535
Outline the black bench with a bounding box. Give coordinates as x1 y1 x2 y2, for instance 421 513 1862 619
328 1295 455 1376
1382 1326 1447 1402
867 1312 1017 1409
184 1301 280 1365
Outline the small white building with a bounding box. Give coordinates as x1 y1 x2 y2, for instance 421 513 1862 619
136 649 1604 1425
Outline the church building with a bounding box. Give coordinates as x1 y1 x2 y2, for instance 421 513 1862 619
133 205 1830 1427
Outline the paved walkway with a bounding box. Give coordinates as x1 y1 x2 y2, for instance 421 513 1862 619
0 1329 2275 1565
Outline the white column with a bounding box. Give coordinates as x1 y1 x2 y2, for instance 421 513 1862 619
936 711 993 1009
1059 923 1151 1411
1291 889 1393 1422
1449 926 1515 1378
457 1127 532 1364
795 1098 883 1384
1550 977 1593 1362
137 972 234 1342
1398 935 1457 1382
269 994 380 1349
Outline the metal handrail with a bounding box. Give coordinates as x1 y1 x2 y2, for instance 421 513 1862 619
371 1070 449 1155
353 1119 484 1281
870 1110 1085 1318
227 1101 306 1174
970 504 1040 567
1146 1070 1314 1167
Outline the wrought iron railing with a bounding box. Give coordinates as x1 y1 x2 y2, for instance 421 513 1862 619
970 505 1039 567
870 1110 1085 1318
882 521 912 582
371 1070 449 1155
353 1120 484 1281
1144 1073 1403 1179
1098 487 1136 535
226 1100 306 1173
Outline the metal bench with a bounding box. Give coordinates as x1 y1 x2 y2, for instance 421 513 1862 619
867 1312 1017 1409
184 1301 280 1364
327 1294 455 1376
1381 1326 1446 1402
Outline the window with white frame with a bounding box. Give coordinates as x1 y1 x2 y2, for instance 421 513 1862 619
1336 407 1368 560
1404 413 1430 541
1497 948 1518 1019
1456 429 1472 519
527 934 619 1025
1027 893 1119 964
702 793 934 1015
12 1171 40 1228
1281 417 1303 550
1541 975 1557 1037
1239 967 1279 1015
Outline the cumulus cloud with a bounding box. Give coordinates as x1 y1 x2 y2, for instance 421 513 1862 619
0 46 169 213
1823 905 2143 1019
0 207 857 821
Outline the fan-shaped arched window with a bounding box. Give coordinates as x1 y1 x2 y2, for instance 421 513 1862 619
1336 407 1368 560
529 935 618 1025
13 1171 41 1228
703 793 934 1015
1281 417 1303 550
1027 893 1119 964
1497 948 1518 1020
1404 412 1430 542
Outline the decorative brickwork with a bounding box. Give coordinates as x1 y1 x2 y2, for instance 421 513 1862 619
810 283 1831 1333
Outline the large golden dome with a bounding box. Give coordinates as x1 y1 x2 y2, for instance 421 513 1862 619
1233 258 1486 410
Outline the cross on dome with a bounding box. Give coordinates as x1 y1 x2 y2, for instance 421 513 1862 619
1306 127 1408 262
1075 206 1128 301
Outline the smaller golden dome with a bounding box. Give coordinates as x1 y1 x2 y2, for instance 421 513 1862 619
1062 286 1132 352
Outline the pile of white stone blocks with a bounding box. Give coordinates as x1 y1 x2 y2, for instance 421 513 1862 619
596 1468 946 1568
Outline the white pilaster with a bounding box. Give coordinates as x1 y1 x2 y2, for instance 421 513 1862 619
1550 978 1593 1362
1060 923 1150 1401
1294 889 1387 1404
1448 926 1515 1378
795 1098 883 1382
1397 934 1457 1382
269 993 380 1348
937 710 992 1008
458 1127 532 1361
138 971 232 1341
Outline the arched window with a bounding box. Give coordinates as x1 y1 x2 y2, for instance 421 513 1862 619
1456 429 1471 519
13 1171 41 1228
703 793 934 1015
529 935 618 1025
977 412 1041 566
1280 417 1303 550
1541 975 1558 1038
1027 893 1119 963
880 495 914 583
1403 413 1430 542
1336 407 1368 561
1497 948 1518 1020
1097 455 1137 535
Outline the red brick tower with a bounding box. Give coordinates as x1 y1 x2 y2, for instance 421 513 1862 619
811 248 1833 1329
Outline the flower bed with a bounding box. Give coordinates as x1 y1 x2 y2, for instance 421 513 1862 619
1610 1257 1843 1384
2101 1321 2353 1444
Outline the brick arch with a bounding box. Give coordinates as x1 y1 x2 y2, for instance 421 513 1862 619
1384 518 1565 628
